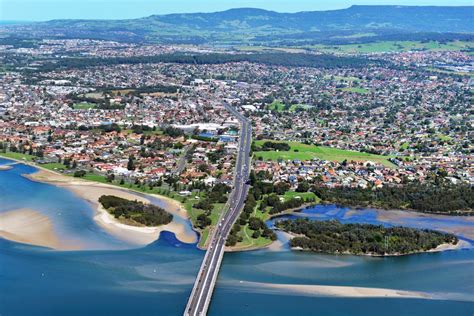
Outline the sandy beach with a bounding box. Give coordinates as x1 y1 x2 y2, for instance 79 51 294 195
24 168 197 246
0 208 81 250
428 239 470 252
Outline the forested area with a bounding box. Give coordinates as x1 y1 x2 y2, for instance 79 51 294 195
312 181 474 215
226 188 277 246
277 218 458 256
98 195 173 226
36 52 379 72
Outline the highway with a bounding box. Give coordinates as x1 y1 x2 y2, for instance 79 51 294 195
172 145 191 175
184 104 252 316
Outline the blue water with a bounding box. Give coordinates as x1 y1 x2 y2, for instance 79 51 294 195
1 159 473 315
269 204 474 242
0 161 136 249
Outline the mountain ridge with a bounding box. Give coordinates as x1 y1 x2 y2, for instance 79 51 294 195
3 5 473 45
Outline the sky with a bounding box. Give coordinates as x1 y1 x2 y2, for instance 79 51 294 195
1 0 473 21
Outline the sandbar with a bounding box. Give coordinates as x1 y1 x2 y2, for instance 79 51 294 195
25 168 197 245
240 281 432 299
0 208 80 250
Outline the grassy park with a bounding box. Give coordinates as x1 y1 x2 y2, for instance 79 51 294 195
339 87 369 94
307 40 474 54
266 100 286 112
253 140 394 167
73 102 97 110
237 40 473 55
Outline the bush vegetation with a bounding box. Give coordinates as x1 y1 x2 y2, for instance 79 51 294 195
276 218 458 256
98 195 172 226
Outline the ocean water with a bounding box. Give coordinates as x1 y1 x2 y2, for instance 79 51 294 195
1 159 473 315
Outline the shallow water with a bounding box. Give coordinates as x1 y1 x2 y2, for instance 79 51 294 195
1 159 473 315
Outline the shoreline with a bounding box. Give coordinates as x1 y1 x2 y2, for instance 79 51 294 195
1 156 199 247
0 155 199 248
289 239 469 257
320 200 474 217
1 156 471 255
25 169 198 246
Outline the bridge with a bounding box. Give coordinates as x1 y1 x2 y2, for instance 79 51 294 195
184 104 252 316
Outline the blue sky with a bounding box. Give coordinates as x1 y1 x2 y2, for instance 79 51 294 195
1 0 473 21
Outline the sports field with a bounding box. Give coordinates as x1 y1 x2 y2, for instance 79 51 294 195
254 140 394 167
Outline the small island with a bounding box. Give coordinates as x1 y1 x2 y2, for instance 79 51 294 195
98 195 173 226
276 218 458 256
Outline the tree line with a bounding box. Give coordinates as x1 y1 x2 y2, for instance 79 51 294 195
253 141 291 152
312 181 474 215
226 187 277 246
276 218 458 256
36 52 376 72
98 195 173 226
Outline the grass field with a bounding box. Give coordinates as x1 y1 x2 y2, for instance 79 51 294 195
41 163 66 171
234 225 274 250
289 104 313 112
73 102 96 110
437 134 452 142
400 142 410 150
282 191 319 202
187 201 226 247
266 100 287 112
326 75 361 83
254 140 394 167
339 87 369 94
307 40 474 54
267 101 314 112
235 46 307 54
426 67 473 77
0 151 35 162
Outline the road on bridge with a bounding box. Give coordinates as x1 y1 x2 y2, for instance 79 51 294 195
184 104 252 316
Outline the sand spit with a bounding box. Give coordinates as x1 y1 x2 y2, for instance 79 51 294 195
427 240 470 253
0 209 80 250
25 169 197 245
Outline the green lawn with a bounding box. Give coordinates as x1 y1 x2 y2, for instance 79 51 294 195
289 104 313 112
73 102 96 110
266 100 287 112
185 196 227 247
308 40 474 54
437 134 452 142
339 87 369 94
325 75 361 83
400 142 410 150
236 225 274 249
41 163 66 171
282 191 320 203
237 40 474 54
426 67 473 77
254 140 394 167
198 229 210 248
0 151 35 162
